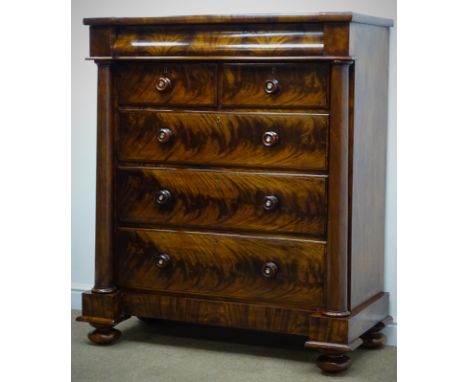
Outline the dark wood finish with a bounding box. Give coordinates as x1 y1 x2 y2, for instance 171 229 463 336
80 290 122 320
89 26 114 57
83 13 393 27
113 24 324 57
361 322 387 349
305 338 362 353
306 292 389 346
323 61 351 316
117 167 327 236
221 63 329 109
118 110 329 171
116 228 325 308
77 291 129 343
93 56 353 62
323 23 350 56
92 62 115 294
116 63 217 106
121 291 311 335
348 23 390 309
80 13 392 374
88 324 122 345
316 351 351 373
118 290 388 340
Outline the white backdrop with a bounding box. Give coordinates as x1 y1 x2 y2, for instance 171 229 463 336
71 0 397 345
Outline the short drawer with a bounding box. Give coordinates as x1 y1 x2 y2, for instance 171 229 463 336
116 228 325 309
117 167 327 237
221 63 329 108
118 110 329 171
116 63 217 106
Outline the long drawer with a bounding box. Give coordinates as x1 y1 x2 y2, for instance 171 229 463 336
116 228 325 309
117 167 327 236
118 111 329 171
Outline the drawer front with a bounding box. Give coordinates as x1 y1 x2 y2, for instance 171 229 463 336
117 167 327 236
117 228 325 309
221 63 329 108
119 111 329 171
116 63 217 106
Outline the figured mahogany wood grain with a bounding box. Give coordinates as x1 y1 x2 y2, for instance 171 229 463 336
113 24 324 57
118 110 329 171
117 228 325 308
81 14 393 357
117 167 327 236
81 291 123 320
221 63 329 108
121 291 311 335
116 63 216 106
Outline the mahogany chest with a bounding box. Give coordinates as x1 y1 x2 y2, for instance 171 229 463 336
77 13 393 373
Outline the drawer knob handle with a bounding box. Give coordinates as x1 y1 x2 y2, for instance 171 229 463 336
262 262 279 278
157 128 173 144
264 79 279 94
263 195 279 211
155 76 172 92
156 253 171 268
262 131 279 147
156 189 172 205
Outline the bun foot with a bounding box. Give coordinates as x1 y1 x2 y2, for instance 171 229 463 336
88 324 121 345
316 352 351 373
361 322 387 349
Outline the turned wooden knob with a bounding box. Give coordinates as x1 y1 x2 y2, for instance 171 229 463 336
155 253 171 268
155 76 172 92
157 128 173 143
156 189 172 205
264 79 279 94
262 262 278 278
263 195 279 211
262 131 279 147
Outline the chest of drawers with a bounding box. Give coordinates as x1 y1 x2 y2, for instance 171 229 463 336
77 13 393 373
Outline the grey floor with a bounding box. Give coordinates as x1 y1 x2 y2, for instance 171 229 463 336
72 310 396 382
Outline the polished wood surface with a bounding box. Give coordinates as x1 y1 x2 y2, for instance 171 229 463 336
306 292 389 346
221 63 329 108
323 62 351 316
83 13 393 27
116 63 217 106
79 13 392 374
114 24 324 57
87 324 122 345
118 110 329 171
117 167 327 236
316 352 352 373
117 228 325 308
92 62 115 294
360 322 387 349
121 291 311 335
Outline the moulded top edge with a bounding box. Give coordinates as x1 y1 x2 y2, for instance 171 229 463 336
83 12 393 27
